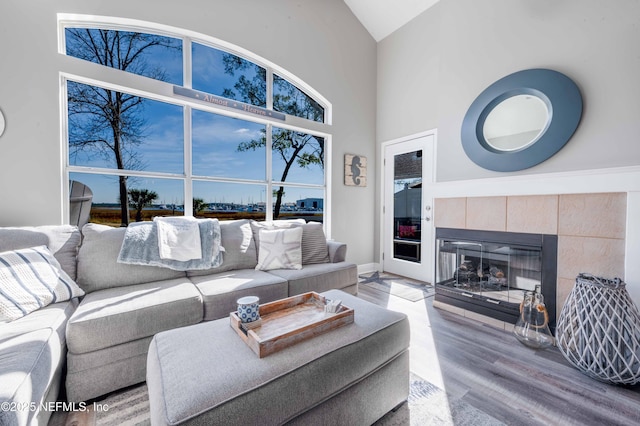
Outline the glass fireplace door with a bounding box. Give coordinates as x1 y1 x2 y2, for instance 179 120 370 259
437 239 542 300
434 228 557 327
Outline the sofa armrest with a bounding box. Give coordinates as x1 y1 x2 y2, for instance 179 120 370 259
327 240 347 263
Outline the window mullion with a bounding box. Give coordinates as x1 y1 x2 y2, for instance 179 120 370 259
184 37 192 88
266 68 273 110
265 123 273 221
265 67 273 221
184 105 193 216
183 37 193 216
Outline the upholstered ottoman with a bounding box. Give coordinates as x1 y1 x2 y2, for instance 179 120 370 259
146 289 410 425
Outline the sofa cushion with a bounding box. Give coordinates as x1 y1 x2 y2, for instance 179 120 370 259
0 225 81 280
66 277 202 354
268 262 358 296
0 299 76 426
187 219 257 277
189 269 288 321
0 329 64 426
77 224 185 293
66 336 154 403
255 227 303 271
0 246 85 322
0 299 78 343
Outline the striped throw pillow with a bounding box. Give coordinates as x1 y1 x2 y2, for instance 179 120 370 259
299 223 330 265
0 245 85 322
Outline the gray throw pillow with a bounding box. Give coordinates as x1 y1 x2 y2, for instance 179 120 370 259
299 222 330 265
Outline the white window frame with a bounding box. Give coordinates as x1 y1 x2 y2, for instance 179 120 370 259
58 14 332 234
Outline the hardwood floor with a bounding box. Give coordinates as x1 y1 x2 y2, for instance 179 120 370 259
357 282 640 426
50 280 639 426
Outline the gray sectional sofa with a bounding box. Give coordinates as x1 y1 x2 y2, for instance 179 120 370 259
0 225 82 426
0 219 357 424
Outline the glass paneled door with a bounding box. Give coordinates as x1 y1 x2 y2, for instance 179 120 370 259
383 135 435 282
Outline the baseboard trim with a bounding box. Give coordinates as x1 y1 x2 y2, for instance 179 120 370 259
357 263 379 275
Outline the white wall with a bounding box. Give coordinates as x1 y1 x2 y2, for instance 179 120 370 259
0 0 378 266
626 192 640 304
376 0 640 302
378 0 640 179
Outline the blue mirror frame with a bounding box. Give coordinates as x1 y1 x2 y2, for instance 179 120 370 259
461 69 582 172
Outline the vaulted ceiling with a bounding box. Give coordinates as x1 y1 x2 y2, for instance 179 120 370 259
343 0 439 41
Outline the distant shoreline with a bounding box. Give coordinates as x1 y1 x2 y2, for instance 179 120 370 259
88 207 322 227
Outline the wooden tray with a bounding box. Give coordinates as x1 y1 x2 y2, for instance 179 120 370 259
229 292 354 358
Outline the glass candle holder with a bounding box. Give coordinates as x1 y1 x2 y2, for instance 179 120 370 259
513 285 554 349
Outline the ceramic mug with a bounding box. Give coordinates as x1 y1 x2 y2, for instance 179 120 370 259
237 296 260 323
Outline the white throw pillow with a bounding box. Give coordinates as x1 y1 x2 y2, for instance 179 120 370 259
255 227 303 271
0 245 85 322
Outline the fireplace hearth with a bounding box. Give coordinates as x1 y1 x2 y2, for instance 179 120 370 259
435 228 558 332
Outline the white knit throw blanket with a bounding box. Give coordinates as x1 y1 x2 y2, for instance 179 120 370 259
155 217 202 261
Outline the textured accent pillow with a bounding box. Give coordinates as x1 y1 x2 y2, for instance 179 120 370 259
299 222 330 265
0 225 81 280
255 227 303 271
0 245 85 322
250 219 306 251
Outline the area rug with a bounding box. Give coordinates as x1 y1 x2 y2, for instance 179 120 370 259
359 271 434 302
95 384 150 426
375 373 504 426
88 373 502 426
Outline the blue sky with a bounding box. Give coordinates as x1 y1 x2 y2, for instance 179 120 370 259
66 30 324 206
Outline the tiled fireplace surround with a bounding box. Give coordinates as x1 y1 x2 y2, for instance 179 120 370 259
433 192 627 330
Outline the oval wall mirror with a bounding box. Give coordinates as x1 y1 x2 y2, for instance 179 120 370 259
461 69 582 172
482 94 549 152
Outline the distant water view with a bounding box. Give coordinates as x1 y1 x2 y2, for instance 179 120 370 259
89 202 323 227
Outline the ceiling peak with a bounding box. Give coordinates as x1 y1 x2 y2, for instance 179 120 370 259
343 0 439 41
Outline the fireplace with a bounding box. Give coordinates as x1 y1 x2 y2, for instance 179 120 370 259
435 228 558 332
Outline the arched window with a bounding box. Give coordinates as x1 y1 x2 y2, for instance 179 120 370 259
59 15 330 227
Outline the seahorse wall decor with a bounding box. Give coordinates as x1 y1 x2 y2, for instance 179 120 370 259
344 154 367 186
351 156 362 185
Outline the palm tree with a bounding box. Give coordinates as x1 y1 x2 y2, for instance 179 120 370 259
193 198 207 216
128 189 158 222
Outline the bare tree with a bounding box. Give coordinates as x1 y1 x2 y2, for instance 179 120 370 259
223 57 325 218
237 130 324 217
66 28 180 226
